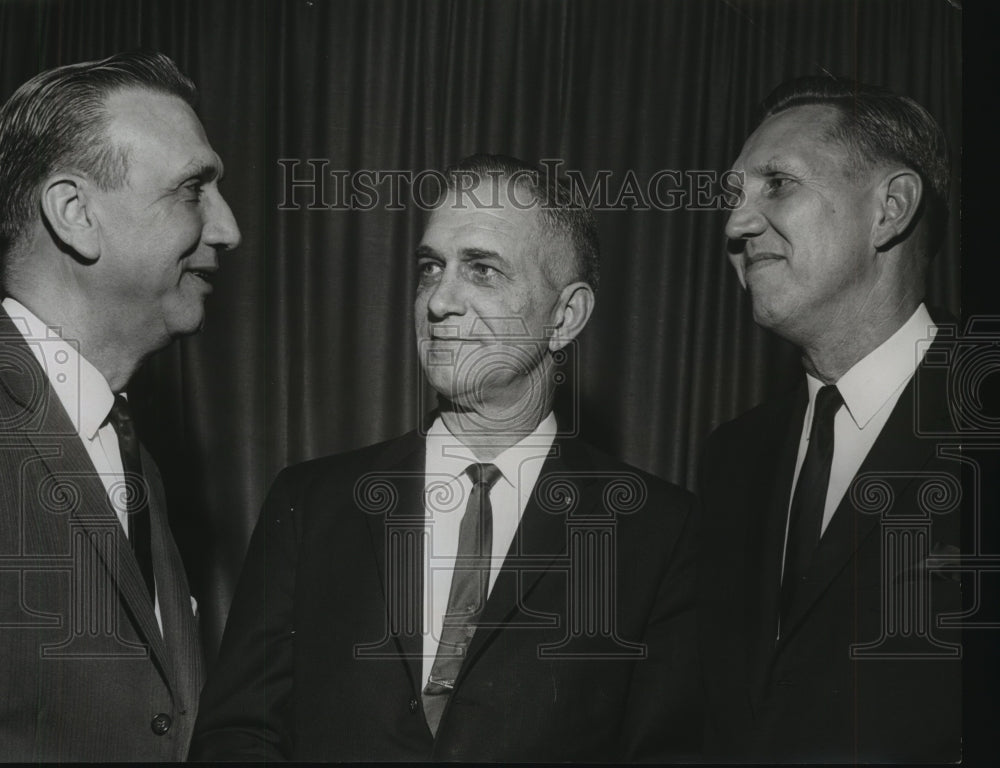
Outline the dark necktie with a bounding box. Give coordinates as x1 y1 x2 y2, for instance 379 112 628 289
422 462 503 736
780 384 843 630
107 394 156 604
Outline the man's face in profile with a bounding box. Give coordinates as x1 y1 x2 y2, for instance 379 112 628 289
724 104 882 343
87 87 241 350
414 180 565 418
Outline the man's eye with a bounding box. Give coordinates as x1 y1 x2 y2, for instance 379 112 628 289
185 183 205 201
763 177 794 195
418 261 442 277
471 264 498 279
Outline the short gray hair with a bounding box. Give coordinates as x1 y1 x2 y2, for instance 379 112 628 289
760 75 950 255
0 50 197 262
443 153 601 293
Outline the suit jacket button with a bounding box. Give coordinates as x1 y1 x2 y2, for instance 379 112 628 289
408 698 419 714
150 713 172 735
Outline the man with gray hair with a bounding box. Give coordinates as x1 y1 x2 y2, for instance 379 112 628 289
698 76 960 762
0 51 240 760
193 154 700 761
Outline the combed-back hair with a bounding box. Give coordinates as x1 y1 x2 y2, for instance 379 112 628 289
0 50 197 260
759 75 950 255
443 153 601 293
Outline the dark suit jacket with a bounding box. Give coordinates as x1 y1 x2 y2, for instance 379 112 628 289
193 428 700 761
698 335 962 762
0 307 203 761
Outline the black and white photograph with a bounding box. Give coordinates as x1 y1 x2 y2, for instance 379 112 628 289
0 0 993 763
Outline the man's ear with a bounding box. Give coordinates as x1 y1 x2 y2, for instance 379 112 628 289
548 282 595 352
873 168 923 250
40 175 100 261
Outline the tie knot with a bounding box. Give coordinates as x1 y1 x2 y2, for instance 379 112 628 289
466 462 503 490
107 394 135 431
814 384 843 423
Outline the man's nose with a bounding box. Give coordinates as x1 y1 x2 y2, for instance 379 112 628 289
203 189 242 251
724 197 767 242
426 270 467 319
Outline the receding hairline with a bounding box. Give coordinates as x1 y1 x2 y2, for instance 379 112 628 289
98 87 221 185
101 85 205 141
758 80 949 204
0 51 200 262
750 103 902 185
435 153 601 292
430 178 583 292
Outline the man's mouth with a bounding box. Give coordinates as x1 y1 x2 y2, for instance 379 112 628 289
186 268 217 286
428 337 477 345
743 252 784 271
428 327 475 342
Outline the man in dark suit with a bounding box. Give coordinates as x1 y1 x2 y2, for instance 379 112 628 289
699 77 961 762
193 154 700 761
0 52 241 760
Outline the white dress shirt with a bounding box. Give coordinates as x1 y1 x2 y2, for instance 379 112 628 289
783 304 938 570
421 412 557 689
3 297 162 632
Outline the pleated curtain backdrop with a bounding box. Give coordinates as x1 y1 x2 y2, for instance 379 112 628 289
0 0 961 656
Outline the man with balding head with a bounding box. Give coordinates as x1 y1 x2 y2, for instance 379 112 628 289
0 51 240 760
698 77 960 762
194 154 700 761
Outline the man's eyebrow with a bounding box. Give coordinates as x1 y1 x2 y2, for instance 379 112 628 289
415 244 438 260
461 247 514 274
460 247 502 261
752 158 799 176
170 160 223 188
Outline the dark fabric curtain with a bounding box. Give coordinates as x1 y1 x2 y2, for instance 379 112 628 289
0 0 961 656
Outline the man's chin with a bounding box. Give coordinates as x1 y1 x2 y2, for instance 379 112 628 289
430 383 475 409
747 287 788 331
166 307 208 340
435 392 550 437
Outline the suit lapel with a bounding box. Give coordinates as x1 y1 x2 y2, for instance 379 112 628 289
361 431 427 693
777 343 951 644
459 437 591 680
146 446 203 710
0 310 173 687
745 388 807 704
362 431 591 701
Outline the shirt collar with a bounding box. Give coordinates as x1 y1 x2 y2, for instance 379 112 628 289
2 297 116 440
807 303 937 429
425 411 558 488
